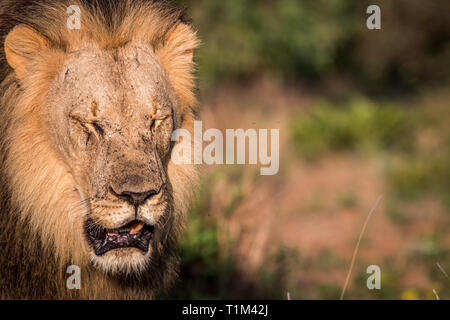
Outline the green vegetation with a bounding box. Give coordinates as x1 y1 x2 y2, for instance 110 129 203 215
388 153 450 207
165 182 229 299
337 191 359 209
289 94 450 299
291 97 414 160
179 0 450 92
290 94 450 209
165 0 450 299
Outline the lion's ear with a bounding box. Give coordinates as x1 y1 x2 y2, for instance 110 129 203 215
163 22 198 63
4 25 50 80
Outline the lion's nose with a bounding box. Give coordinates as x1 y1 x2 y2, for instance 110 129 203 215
110 187 159 206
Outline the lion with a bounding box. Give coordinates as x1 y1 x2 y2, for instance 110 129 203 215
0 0 200 299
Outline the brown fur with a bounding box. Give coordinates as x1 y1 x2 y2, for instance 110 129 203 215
0 0 200 299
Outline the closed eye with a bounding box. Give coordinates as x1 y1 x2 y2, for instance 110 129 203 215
150 118 156 132
92 121 104 137
150 111 172 132
86 132 92 146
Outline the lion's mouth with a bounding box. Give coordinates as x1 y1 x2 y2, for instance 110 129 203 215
85 218 154 256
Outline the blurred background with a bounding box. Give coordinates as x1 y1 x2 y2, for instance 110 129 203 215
163 0 450 299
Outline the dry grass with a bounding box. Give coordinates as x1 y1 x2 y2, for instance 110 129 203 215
340 196 382 300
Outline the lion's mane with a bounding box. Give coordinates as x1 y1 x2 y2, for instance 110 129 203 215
0 0 199 299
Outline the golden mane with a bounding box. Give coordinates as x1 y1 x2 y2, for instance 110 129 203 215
0 0 199 299
1 0 199 110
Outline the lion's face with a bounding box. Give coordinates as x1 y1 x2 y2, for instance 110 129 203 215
3 12 198 277
45 44 179 270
